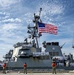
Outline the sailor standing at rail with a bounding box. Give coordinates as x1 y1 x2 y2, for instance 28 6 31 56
24 63 27 74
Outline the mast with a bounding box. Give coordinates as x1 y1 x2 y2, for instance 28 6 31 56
27 8 42 48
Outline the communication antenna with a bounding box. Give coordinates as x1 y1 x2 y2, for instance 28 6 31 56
27 8 42 48
39 8 42 16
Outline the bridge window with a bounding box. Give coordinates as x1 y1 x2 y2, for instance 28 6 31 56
49 52 59 56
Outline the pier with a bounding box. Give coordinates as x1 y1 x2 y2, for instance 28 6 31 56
0 69 74 75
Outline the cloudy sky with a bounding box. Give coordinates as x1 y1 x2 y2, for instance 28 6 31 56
0 0 74 60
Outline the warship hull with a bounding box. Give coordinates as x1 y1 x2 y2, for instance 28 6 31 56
7 58 52 69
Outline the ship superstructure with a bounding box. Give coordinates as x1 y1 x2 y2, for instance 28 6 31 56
3 8 63 69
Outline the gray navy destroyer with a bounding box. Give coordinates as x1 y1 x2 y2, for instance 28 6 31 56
3 8 74 69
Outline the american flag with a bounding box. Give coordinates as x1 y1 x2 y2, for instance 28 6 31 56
38 22 58 35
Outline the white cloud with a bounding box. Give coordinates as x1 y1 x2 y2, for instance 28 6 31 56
0 0 20 7
39 2 64 17
0 12 10 20
50 4 63 14
2 18 22 23
0 11 6 15
1 23 17 30
0 23 18 38
0 22 27 40
23 13 33 24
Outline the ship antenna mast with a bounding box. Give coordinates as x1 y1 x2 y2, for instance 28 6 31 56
27 8 42 48
33 8 42 48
